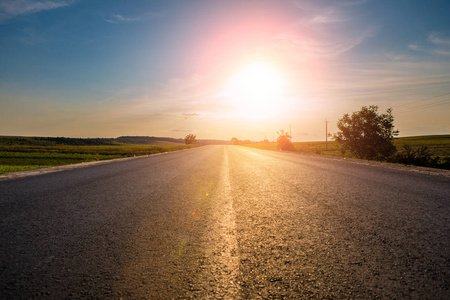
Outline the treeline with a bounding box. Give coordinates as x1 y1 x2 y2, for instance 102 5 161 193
0 136 118 146
0 136 231 146
231 137 253 145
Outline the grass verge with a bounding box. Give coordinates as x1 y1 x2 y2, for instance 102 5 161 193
0 144 197 174
241 135 450 169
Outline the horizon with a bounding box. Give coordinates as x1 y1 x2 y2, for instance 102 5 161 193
1 133 449 145
1 0 450 142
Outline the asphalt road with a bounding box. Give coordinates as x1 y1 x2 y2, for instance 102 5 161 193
1 145 449 299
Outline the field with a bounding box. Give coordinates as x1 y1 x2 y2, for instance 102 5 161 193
392 135 450 158
0 144 196 174
242 135 450 168
1 135 449 174
242 140 339 155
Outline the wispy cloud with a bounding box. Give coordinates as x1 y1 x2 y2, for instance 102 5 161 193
182 113 200 119
310 6 348 24
408 44 419 51
283 0 374 59
429 32 450 45
275 28 374 59
0 0 73 23
294 0 369 24
408 32 450 57
104 12 163 24
433 50 450 57
310 61 450 107
382 51 409 62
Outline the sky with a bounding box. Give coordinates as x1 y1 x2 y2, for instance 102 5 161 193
0 0 449 142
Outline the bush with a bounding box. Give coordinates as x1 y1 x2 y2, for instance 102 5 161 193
277 130 295 151
334 106 397 160
184 134 197 145
389 145 446 168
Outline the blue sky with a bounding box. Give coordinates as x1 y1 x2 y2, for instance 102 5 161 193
1 0 449 141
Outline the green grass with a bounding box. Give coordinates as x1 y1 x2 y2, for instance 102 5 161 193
243 141 339 155
393 135 450 158
242 135 450 166
0 165 52 174
0 144 197 174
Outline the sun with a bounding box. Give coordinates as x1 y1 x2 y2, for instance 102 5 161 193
223 62 286 118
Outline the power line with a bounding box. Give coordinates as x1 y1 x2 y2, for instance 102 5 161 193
396 93 450 113
340 81 450 99
394 91 450 109
396 100 450 114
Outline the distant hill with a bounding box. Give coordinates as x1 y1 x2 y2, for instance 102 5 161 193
0 135 231 146
0 136 118 146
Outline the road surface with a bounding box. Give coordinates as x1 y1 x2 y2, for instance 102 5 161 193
1 145 449 299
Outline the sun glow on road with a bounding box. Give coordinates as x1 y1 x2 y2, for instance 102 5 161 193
222 62 286 119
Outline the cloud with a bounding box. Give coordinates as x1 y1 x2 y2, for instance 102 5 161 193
283 0 374 59
312 61 450 107
433 50 450 57
105 12 163 24
409 44 419 51
0 0 73 23
311 14 347 24
429 32 450 45
382 51 409 62
408 32 450 57
294 0 369 24
182 113 200 119
310 6 348 24
275 28 374 59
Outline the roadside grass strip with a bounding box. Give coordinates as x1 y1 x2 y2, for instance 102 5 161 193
0 145 196 174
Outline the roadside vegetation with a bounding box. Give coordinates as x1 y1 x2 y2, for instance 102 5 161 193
0 141 196 174
333 106 397 160
239 106 450 170
276 130 295 151
241 136 450 169
184 134 197 145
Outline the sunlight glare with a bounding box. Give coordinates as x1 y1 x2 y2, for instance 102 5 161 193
223 62 286 119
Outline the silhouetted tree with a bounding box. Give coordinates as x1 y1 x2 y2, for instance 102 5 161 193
277 129 295 151
184 134 197 145
333 105 397 160
231 137 239 145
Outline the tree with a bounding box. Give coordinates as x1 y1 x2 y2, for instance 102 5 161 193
333 105 397 160
231 137 239 145
277 129 295 151
184 134 197 145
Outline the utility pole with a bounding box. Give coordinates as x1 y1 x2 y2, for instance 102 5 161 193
325 119 329 151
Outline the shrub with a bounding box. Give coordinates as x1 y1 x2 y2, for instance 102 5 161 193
390 145 441 167
276 130 295 151
184 134 197 145
334 106 397 160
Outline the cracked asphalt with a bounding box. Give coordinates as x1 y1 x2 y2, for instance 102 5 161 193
1 145 449 299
